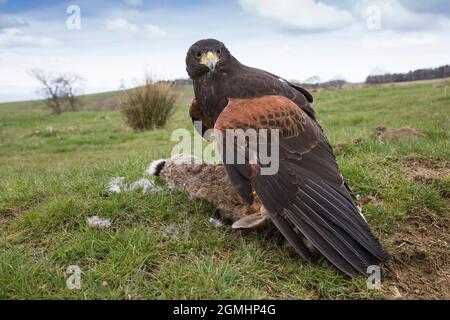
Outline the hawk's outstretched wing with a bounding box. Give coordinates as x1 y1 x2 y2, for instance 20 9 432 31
214 95 390 277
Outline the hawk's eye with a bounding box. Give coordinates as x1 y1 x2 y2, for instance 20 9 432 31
216 49 221 55
195 51 201 58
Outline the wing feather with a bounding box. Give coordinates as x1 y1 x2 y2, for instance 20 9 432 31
215 95 390 277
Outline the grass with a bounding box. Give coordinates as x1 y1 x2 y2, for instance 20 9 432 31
0 82 449 299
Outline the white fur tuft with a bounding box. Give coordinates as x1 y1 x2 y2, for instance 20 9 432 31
146 159 166 176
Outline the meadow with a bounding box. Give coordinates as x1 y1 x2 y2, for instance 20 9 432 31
0 80 448 299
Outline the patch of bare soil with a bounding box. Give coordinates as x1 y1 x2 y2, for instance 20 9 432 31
383 210 450 299
0 208 24 223
376 157 450 299
373 126 423 143
333 143 346 155
357 193 382 206
333 138 363 155
400 157 450 185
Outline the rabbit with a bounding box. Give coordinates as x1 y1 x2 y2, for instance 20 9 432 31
147 154 268 229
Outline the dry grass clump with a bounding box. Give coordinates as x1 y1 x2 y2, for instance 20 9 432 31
119 78 178 131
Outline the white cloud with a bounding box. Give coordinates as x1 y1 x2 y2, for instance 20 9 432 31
123 0 144 6
106 18 167 38
239 0 450 33
239 0 354 31
0 28 57 47
143 24 167 38
0 15 29 29
359 0 421 30
106 18 139 33
1 1 450 102
361 31 439 49
357 0 450 31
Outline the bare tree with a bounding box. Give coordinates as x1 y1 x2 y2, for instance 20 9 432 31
30 69 83 114
59 73 83 110
303 76 322 86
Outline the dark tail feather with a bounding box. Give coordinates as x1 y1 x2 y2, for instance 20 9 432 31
147 159 166 176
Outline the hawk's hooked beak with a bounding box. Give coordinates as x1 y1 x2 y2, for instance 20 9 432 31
200 51 219 72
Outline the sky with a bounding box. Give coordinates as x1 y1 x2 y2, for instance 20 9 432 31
0 0 449 102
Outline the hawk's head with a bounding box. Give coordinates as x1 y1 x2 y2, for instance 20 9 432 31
186 39 232 79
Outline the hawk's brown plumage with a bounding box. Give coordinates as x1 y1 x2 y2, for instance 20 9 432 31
215 96 308 136
186 39 391 277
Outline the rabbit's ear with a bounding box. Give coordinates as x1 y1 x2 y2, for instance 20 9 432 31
232 211 268 229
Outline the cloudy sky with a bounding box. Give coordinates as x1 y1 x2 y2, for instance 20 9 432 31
1 0 449 101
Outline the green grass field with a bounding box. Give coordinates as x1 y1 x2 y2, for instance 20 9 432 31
0 81 449 299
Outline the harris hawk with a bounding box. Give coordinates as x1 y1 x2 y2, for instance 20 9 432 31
185 39 390 277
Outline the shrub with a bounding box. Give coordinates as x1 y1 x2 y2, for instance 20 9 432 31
119 78 178 131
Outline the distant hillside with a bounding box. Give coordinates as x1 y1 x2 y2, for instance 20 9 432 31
0 84 194 112
366 65 450 84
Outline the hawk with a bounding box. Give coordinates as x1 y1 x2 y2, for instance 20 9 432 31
185 39 390 277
